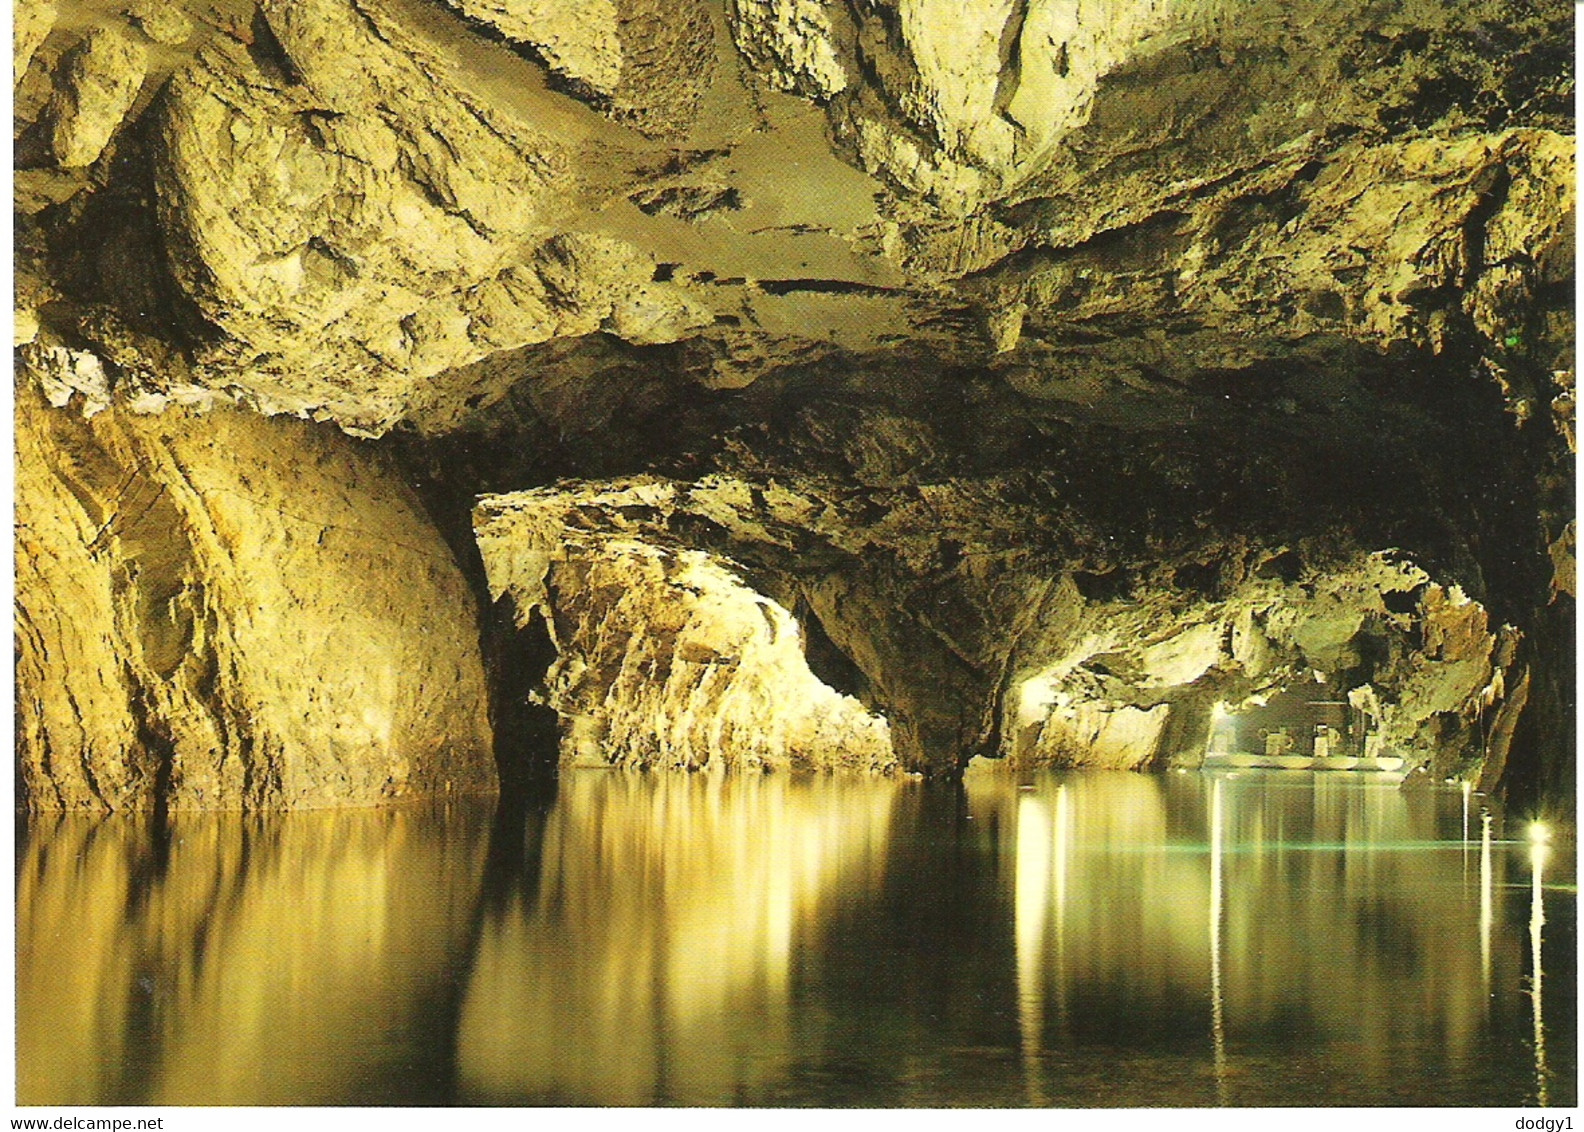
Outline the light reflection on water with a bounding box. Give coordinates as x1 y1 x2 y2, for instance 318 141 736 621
16 805 494 1105
995 772 1571 1106
15 769 1575 1107
457 772 898 1104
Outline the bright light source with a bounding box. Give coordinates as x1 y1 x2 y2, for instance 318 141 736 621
1528 821 1552 845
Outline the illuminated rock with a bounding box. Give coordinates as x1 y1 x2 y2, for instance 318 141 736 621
14 377 496 811
7 0 1572 803
475 482 893 771
13 0 56 88
440 0 717 137
471 471 1524 777
47 24 145 168
1008 554 1519 774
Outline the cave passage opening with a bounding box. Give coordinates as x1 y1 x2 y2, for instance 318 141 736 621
1204 674 1393 769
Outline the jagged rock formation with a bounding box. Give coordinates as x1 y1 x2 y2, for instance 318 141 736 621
22 0 1570 432
15 376 495 810
1010 555 1517 776
46 24 146 167
12 0 1574 805
468 475 1520 779
441 0 718 138
475 482 893 771
149 0 727 432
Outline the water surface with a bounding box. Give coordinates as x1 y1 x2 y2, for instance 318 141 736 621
16 768 1575 1106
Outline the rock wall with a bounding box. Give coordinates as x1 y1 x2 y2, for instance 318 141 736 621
469 474 1519 778
473 474 1011 771
19 0 1570 434
10 0 1574 805
15 375 496 811
1010 555 1516 773
474 483 893 771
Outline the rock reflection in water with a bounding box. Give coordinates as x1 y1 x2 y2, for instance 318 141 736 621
456 771 900 1105
15 770 1570 1107
16 805 493 1105
987 770 1541 1106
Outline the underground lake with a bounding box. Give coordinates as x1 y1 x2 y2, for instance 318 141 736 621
13 0 1573 1117
16 768 1574 1107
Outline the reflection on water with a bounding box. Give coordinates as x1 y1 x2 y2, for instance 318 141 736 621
17 805 493 1105
1483 808 1496 994
991 772 1572 1106
1530 829 1552 1106
1209 778 1228 1105
457 772 898 1104
16 769 1576 1107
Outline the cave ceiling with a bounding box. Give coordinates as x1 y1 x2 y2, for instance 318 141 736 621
12 0 1576 800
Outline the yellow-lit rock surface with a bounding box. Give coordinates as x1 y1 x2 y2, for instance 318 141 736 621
15 378 496 810
1011 554 1516 772
475 482 893 771
10 0 1573 803
17 0 1570 434
474 473 1522 776
46 23 145 167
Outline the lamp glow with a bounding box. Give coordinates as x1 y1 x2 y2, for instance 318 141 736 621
1528 821 1552 846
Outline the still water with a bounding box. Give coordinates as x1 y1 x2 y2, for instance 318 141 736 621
16 769 1575 1107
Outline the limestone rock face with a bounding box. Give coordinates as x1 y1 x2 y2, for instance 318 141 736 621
124 0 192 46
9 0 1574 806
15 378 496 811
1026 702 1170 771
442 0 717 137
822 0 1176 209
152 0 702 432
728 0 854 101
978 130 1576 388
1013 555 1515 772
47 23 146 167
449 0 623 94
474 483 893 772
471 472 1018 769
22 0 1568 442
723 0 1569 228
14 0 57 87
462 459 1522 780
739 0 1177 207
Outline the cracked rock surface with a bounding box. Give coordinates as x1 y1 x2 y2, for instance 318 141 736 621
471 474 1519 780
475 482 894 772
11 0 1575 807
22 0 1569 435
15 377 496 810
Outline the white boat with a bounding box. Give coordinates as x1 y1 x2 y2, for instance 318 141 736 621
1201 751 1407 774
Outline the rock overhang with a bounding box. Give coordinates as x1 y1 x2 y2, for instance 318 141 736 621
14 0 1573 436
11 0 1574 806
